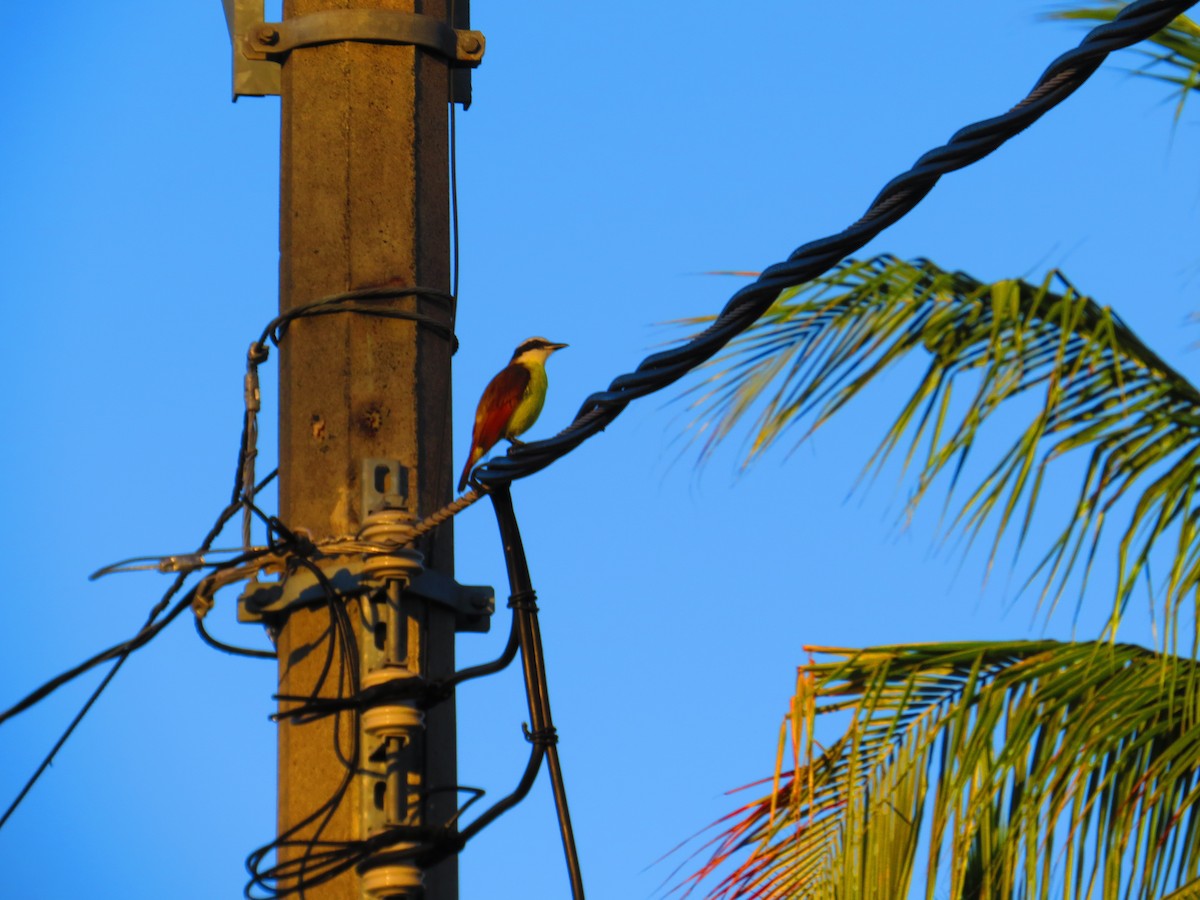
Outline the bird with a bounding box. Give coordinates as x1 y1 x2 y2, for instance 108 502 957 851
457 337 568 492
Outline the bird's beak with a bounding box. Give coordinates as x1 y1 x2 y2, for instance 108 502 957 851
548 342 568 351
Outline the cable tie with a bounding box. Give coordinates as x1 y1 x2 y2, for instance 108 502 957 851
521 723 559 747
507 589 539 612
292 533 317 559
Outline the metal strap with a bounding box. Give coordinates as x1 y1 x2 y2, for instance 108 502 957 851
247 9 485 66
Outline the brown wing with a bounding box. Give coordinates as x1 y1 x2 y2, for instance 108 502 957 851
473 364 530 448
458 363 530 491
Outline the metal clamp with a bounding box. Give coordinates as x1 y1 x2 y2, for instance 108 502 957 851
237 556 493 633
245 10 485 66
222 0 482 104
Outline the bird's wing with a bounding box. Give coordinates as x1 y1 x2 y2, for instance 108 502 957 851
471 363 531 452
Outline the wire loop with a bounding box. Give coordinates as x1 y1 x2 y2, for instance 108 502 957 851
522 724 560 747
507 589 539 612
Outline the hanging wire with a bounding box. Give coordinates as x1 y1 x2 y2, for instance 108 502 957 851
271 561 519 724
247 484 583 898
0 512 276 827
0 335 296 826
244 555 362 899
449 59 461 316
195 616 277 660
479 484 585 898
470 0 1200 492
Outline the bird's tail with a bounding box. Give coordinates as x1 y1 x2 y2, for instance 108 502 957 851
457 448 481 493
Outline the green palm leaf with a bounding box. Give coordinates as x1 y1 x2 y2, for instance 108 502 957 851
1048 4 1200 120
679 641 1200 900
681 256 1200 642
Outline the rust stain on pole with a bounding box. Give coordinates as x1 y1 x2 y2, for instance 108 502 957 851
276 0 456 896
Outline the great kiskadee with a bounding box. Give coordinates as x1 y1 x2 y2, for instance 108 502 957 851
457 337 568 492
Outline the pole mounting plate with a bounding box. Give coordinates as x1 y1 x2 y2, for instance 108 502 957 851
222 1 482 105
238 557 494 634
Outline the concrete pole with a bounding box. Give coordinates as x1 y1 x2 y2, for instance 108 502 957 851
274 1 457 897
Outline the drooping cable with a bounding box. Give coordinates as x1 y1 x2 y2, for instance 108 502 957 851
195 612 277 660
0 508 272 827
0 355 297 827
270 578 520 724
449 66 461 317
357 488 583 884
478 485 585 899
261 483 585 893
471 0 1199 492
244 557 362 899
0 656 120 831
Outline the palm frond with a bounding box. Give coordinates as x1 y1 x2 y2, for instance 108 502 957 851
679 640 1200 899
681 256 1200 642
1048 3 1200 119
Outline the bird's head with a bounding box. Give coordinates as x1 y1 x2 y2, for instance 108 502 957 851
510 337 568 364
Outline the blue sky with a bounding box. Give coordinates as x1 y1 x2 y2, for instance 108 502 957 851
1 2 1198 898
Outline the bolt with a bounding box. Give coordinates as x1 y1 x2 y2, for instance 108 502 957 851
257 26 280 46
460 34 481 55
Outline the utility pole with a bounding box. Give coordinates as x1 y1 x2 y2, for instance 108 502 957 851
223 0 483 897
276 0 455 896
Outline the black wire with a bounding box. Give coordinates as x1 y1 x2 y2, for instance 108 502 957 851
255 468 279 494
472 0 1199 492
450 89 460 317
0 542 276 728
195 615 277 660
437 595 521 689
484 485 586 899
244 557 363 899
270 587 521 723
2 366 291 827
256 285 457 355
445 0 461 320
0 587 194 728
261 486 585 891
0 656 124 831
0 505 270 826
422 745 546 862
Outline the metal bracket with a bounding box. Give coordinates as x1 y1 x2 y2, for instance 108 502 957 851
222 1 482 106
363 458 411 520
238 557 494 633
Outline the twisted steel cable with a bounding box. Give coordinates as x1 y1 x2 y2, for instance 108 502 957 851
474 0 1198 490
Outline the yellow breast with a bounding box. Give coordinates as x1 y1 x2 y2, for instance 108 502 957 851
504 362 548 438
